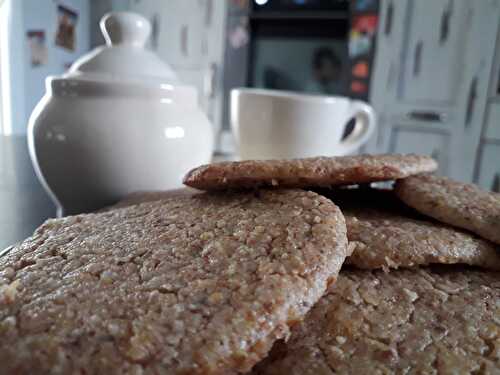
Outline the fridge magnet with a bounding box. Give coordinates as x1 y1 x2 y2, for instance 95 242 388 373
352 14 378 34
349 31 371 58
229 17 249 49
27 30 48 67
352 61 369 78
350 81 368 94
354 0 378 12
230 0 249 11
55 5 78 51
348 15 378 58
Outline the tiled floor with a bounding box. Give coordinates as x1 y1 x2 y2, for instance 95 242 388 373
0 136 56 249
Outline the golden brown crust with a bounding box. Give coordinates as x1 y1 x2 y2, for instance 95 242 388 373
253 267 500 375
395 174 500 245
320 188 500 271
106 187 500 272
183 154 438 191
0 190 348 375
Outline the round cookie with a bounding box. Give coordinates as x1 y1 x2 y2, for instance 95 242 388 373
395 174 500 245
321 188 500 271
253 267 500 374
183 154 437 191
0 189 349 375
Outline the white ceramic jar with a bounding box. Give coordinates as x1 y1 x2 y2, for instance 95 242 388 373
28 12 214 216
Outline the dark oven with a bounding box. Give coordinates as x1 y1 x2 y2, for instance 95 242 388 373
220 0 380 142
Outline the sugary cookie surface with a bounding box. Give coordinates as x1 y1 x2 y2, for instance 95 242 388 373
0 190 348 375
396 174 500 245
321 189 500 271
183 154 438 190
254 267 500 374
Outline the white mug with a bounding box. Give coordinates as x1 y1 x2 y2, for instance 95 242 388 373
231 88 376 160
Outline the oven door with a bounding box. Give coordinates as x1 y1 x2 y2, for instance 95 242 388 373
248 15 349 96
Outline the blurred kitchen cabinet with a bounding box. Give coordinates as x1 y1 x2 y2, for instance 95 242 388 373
128 0 201 69
368 0 500 184
476 142 500 192
400 0 470 105
477 100 500 193
483 101 500 142
175 65 222 127
127 0 227 134
390 128 450 176
473 16 500 192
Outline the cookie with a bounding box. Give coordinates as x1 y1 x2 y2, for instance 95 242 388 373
0 190 348 375
253 267 500 374
183 154 438 190
395 174 500 245
321 188 500 271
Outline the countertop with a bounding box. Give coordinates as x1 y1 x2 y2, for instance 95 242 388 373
0 135 236 250
0 135 56 249
0 135 237 250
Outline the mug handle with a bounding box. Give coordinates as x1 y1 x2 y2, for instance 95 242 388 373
338 101 376 155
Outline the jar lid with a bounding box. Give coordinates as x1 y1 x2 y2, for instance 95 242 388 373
63 12 178 85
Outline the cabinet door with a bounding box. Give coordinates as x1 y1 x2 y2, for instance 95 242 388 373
390 128 450 176
476 142 500 192
162 0 205 70
175 68 215 120
400 0 470 105
368 0 409 99
369 0 500 183
483 101 500 142
129 0 206 69
128 0 226 131
365 0 410 153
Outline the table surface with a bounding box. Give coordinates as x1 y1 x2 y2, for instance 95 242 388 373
0 135 238 250
0 135 56 249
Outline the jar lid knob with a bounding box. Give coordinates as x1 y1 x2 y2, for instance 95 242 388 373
100 12 151 48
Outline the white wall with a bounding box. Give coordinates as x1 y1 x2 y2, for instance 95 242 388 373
0 3 4 133
1 0 25 135
1 0 90 135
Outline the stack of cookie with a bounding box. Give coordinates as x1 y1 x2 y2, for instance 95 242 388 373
0 154 498 374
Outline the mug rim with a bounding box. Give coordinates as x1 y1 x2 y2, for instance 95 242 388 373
231 87 351 104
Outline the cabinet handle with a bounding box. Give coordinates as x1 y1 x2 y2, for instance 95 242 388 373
386 61 395 89
465 76 478 128
384 1 394 36
431 149 440 162
492 174 500 193
406 111 447 123
150 14 160 51
205 0 214 27
376 126 384 148
413 41 423 77
180 25 188 57
204 62 218 99
439 0 453 44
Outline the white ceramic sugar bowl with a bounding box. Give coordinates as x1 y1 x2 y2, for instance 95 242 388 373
28 12 214 216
